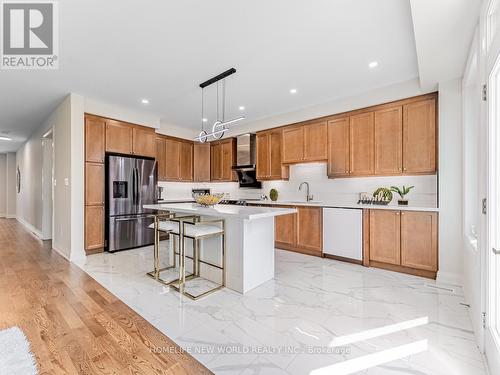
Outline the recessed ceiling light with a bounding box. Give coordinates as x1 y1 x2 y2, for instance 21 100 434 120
289 89 297 94
238 106 245 111
0 136 12 141
368 61 379 68
202 118 208 122
141 99 149 104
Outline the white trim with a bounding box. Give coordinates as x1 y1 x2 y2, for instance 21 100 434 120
436 270 463 286
15 217 43 240
5 214 16 219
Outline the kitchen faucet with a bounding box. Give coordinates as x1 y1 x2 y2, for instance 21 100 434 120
299 182 314 202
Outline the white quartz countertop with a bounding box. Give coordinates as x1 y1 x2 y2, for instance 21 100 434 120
246 200 439 212
144 203 298 220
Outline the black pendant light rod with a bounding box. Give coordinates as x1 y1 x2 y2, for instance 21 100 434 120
199 68 236 88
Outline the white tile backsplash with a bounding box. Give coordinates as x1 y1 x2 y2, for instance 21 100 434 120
262 163 437 206
159 162 437 207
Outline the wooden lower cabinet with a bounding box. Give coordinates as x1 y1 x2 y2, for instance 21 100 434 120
275 209 297 249
401 211 438 272
273 205 322 256
367 209 438 278
85 205 105 253
369 210 401 265
85 163 105 206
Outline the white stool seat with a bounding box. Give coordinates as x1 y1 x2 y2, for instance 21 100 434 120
184 224 223 238
148 221 179 233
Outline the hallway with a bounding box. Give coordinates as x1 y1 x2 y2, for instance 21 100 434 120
0 218 210 375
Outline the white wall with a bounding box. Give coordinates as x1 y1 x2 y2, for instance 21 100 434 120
16 123 51 236
438 78 464 285
0 154 5 216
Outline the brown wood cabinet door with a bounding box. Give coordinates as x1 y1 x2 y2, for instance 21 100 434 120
211 143 222 180
327 118 350 177
296 207 323 254
85 206 104 251
269 130 286 179
403 99 436 174
194 143 211 182
165 138 180 180
221 140 236 181
105 120 133 155
133 127 156 158
401 211 438 271
275 211 297 249
304 121 327 161
179 142 193 181
156 136 167 181
85 163 105 205
256 133 270 180
282 126 304 164
350 112 375 176
85 116 105 163
374 107 402 175
369 210 401 265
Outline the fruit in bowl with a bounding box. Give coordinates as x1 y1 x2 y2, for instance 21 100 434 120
194 193 224 207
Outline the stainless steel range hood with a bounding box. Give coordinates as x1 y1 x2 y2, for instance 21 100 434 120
232 134 262 188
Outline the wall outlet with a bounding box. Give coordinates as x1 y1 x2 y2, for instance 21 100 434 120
64 178 69 186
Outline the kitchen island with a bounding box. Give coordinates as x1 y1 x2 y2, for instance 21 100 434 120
143 203 297 294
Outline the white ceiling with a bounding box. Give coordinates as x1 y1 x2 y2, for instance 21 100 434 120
0 0 479 153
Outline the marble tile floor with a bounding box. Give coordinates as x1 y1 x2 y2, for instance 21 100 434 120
75 245 487 375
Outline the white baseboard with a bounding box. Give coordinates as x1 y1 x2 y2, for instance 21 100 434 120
15 217 43 240
436 270 463 287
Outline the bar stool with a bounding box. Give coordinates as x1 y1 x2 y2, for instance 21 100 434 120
170 217 226 300
146 213 198 286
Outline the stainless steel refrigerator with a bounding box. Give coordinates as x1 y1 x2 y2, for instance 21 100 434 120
106 155 157 252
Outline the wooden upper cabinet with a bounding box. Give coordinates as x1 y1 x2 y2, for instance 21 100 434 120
282 126 304 164
105 120 133 155
374 107 403 175
296 206 323 255
85 205 104 251
401 211 438 271
156 136 167 181
85 115 105 163
403 99 436 174
256 132 270 179
275 210 297 249
194 143 211 182
165 138 180 180
221 139 236 181
369 210 401 265
350 112 374 176
85 163 105 205
327 117 350 177
179 141 193 181
270 130 287 179
257 130 287 180
211 143 222 180
303 121 327 161
133 127 156 158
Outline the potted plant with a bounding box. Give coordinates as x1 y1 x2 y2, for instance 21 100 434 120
390 185 414 206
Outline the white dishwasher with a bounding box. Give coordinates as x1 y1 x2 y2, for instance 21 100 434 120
323 208 363 261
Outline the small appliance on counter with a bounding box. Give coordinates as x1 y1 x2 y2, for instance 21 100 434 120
157 186 164 201
192 188 211 198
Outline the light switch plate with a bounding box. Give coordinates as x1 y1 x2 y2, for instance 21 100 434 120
64 178 69 186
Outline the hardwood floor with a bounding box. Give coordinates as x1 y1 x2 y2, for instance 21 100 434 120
0 219 211 375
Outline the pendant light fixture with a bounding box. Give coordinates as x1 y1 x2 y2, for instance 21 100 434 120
195 68 245 143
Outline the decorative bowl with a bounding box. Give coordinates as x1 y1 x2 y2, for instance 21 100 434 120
194 193 224 207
